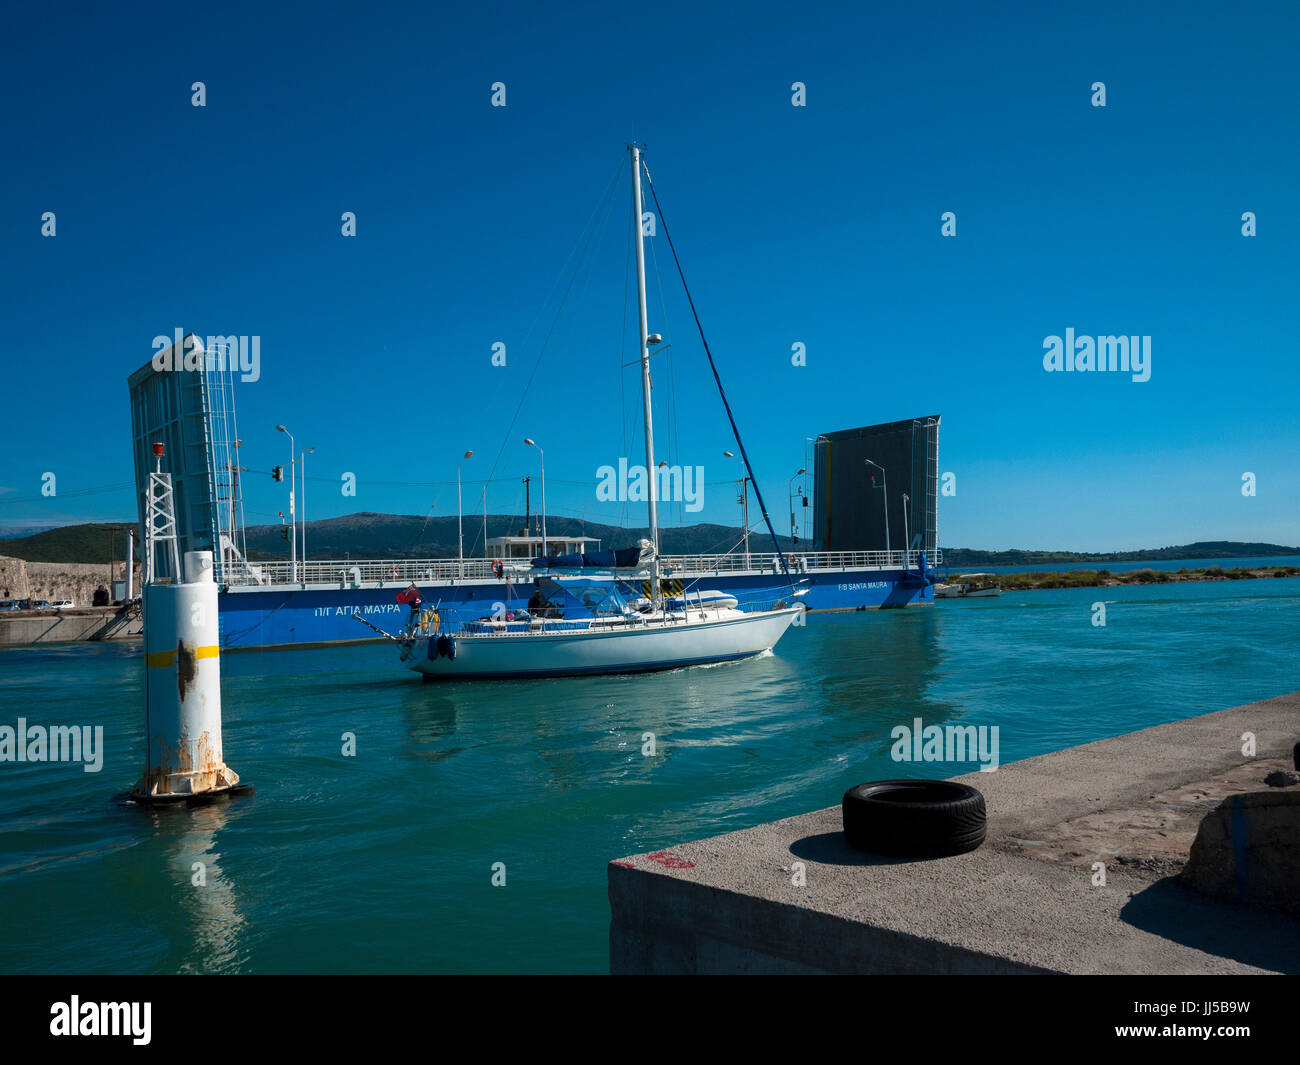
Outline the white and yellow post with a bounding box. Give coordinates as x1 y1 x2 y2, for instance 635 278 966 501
131 549 240 801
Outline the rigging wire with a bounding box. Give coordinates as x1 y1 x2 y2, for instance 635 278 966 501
0 480 135 505
480 154 626 501
408 502 441 554
639 155 794 589
646 227 683 527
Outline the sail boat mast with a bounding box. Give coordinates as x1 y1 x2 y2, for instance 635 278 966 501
630 144 661 607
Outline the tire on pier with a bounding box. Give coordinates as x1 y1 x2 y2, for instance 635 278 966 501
841 779 986 859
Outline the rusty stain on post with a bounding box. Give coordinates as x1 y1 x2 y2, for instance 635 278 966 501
176 639 197 702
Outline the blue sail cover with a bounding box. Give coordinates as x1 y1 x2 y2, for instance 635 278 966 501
536 577 629 618
531 545 648 571
613 546 644 567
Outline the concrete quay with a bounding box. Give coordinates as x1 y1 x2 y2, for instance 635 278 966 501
0 606 142 647
609 692 1300 974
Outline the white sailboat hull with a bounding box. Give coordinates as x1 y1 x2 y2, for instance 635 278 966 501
405 606 800 679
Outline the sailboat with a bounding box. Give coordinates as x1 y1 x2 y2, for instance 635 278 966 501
391 144 805 679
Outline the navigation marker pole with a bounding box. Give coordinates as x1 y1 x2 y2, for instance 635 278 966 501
131 443 247 805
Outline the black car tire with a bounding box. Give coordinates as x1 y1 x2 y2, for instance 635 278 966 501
842 779 986 858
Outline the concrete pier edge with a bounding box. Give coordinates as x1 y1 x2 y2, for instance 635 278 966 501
609 691 1300 974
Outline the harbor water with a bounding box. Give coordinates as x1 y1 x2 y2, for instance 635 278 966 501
1 575 1297 973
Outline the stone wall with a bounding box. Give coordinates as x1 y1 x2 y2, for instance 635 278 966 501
0 556 27 600
0 555 141 606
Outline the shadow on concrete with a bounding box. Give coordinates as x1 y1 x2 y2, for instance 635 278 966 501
788 831 951 867
1120 877 1300 974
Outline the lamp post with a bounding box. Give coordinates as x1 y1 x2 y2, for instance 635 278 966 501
864 459 890 560
457 450 473 579
524 438 547 556
300 447 314 579
276 424 296 581
788 467 806 544
724 450 750 567
902 492 911 570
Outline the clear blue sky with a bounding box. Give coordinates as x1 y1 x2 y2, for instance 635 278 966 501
1 0 1297 552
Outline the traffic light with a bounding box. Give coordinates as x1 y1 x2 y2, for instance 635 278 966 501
272 466 283 482
280 527 290 541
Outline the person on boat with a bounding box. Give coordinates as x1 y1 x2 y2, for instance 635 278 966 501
396 583 422 627
529 587 562 619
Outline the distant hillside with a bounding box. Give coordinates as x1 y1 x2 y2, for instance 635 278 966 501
5 521 1294 568
941 541 1300 566
239 512 794 561
0 523 136 563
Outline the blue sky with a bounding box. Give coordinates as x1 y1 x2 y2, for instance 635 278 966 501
1 0 1296 552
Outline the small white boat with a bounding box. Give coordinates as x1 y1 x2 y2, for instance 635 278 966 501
380 143 805 681
935 573 1002 598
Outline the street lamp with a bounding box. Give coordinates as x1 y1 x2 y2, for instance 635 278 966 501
724 450 749 567
902 492 911 570
301 447 314 578
788 467 806 543
276 424 296 581
524 438 547 557
457 450 473 578
864 459 890 559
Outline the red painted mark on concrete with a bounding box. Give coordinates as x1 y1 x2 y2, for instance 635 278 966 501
610 860 635 869
646 850 695 869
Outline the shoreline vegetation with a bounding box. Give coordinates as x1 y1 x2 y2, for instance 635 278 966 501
941 541 1298 566
996 565 1300 591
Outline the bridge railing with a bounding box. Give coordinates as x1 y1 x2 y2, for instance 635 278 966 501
214 548 942 588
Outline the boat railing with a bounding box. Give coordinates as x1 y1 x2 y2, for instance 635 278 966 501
215 548 941 587
409 606 645 640
406 596 793 641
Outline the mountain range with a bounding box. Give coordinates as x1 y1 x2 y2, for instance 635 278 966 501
0 517 1294 567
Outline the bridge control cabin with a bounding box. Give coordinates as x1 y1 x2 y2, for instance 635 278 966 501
486 535 602 562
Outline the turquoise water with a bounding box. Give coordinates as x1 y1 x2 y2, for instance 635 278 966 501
1 576 1297 973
